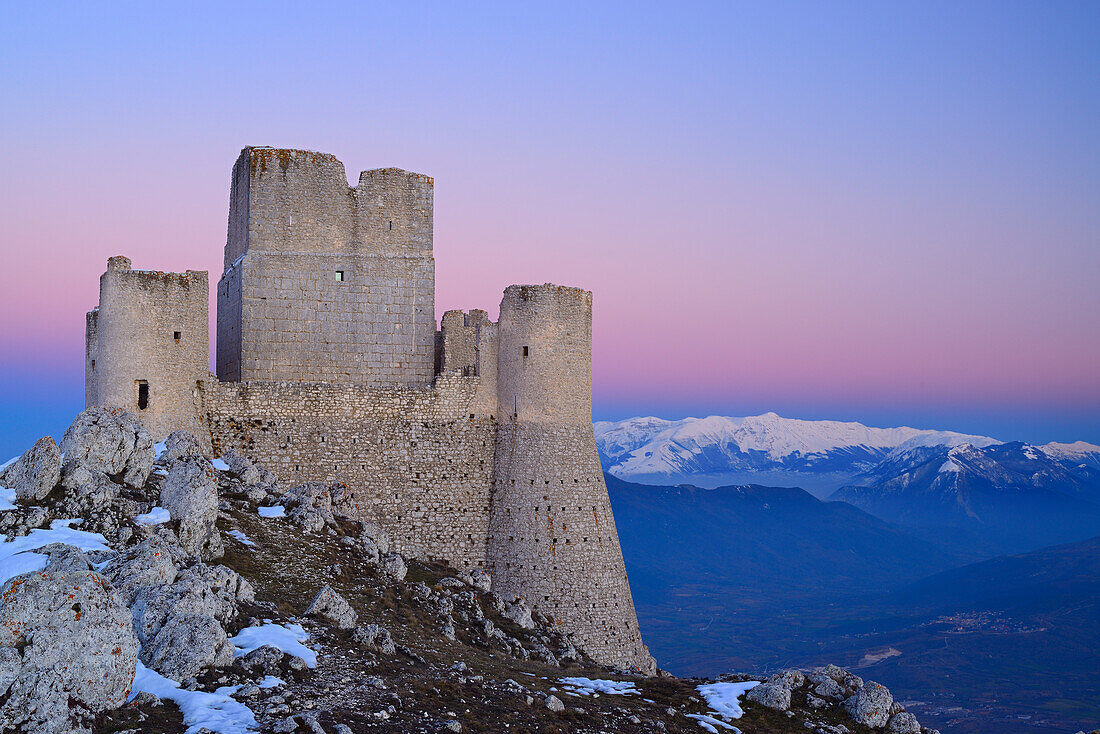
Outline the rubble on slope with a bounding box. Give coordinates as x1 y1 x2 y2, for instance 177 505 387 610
0 406 949 734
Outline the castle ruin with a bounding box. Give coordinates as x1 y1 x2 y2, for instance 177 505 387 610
84 147 655 674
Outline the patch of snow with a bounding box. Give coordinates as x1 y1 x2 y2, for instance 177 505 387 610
130 660 259 733
230 623 316 668
0 518 111 585
686 712 740 732
211 458 230 471
696 680 760 721
135 507 172 525
153 440 167 459
0 487 16 511
227 530 255 547
0 456 17 472
257 505 285 518
258 676 284 688
559 677 639 696
1040 440 1100 460
938 459 962 473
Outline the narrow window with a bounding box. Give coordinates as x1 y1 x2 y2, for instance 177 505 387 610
136 380 149 411
334 271 344 282
90 359 95 369
522 345 529 357
388 220 393 230
173 331 181 343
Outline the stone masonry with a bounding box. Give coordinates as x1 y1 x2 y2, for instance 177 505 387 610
84 147 655 674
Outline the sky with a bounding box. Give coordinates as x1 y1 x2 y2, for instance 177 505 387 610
0 1 1098 458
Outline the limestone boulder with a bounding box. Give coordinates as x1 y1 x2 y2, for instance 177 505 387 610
159 456 223 559
844 681 895 728
380 552 407 581
305 585 358 629
502 596 535 630
222 449 262 485
461 568 492 593
0 570 139 734
1 436 61 501
887 712 922 733
36 543 93 573
352 624 396 655
746 680 792 711
130 562 251 645
60 406 154 488
158 430 206 464
283 482 347 532
106 536 181 605
142 613 234 681
359 521 392 554
238 644 286 675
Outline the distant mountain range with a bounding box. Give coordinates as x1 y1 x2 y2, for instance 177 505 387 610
594 413 1100 499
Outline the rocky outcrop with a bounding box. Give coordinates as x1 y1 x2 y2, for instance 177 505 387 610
282 481 348 533
0 436 61 501
60 406 154 488
0 570 139 734
159 456 223 559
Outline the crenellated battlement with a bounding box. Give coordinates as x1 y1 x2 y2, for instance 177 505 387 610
83 147 655 675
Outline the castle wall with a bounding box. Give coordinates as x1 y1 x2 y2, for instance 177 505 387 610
91 257 209 442
488 285 654 673
202 374 496 569
218 147 436 387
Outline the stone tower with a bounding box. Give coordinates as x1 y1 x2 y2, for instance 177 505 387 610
85 256 209 441
216 147 435 386
488 285 654 673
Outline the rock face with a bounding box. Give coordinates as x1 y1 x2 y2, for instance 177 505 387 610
130 562 252 645
159 430 206 463
887 711 922 733
159 456 223 559
222 449 262 485
60 406 154 488
283 482 347 532
1 436 62 501
306 586 358 629
844 681 895 728
0 570 139 734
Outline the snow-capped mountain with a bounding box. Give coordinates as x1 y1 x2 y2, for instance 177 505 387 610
830 441 1100 553
593 413 999 490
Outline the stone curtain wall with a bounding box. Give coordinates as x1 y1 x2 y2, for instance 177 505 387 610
488 285 655 673
217 148 436 387
202 374 496 569
85 309 99 406
89 257 210 442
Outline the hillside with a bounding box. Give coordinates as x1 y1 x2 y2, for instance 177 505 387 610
0 407 953 734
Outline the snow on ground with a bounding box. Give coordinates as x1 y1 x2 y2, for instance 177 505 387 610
130 661 260 734
257 505 285 518
227 530 255 547
135 507 171 525
153 441 167 459
0 518 111 584
211 458 230 471
230 622 316 668
687 712 740 732
0 487 16 511
695 680 760 721
559 677 639 696
0 456 17 473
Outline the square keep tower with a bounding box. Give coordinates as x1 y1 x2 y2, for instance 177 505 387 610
216 147 436 386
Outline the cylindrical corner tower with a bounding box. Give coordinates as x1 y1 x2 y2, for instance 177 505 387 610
488 284 655 674
90 256 210 442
